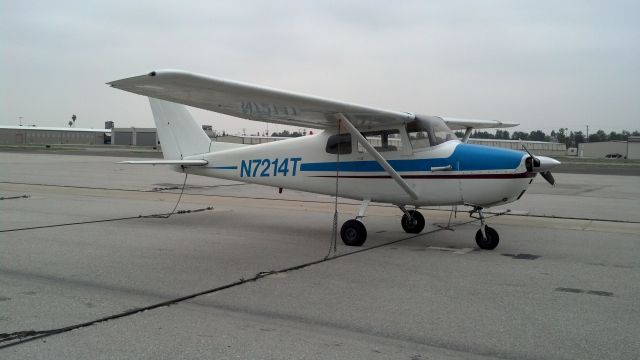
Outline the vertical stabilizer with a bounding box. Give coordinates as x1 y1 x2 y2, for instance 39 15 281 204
148 97 212 160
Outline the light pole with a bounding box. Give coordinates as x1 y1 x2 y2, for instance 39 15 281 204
586 125 589 142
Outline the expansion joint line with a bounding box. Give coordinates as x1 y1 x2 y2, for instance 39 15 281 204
1 181 637 224
0 194 30 200
0 213 504 350
1 172 205 233
0 207 215 233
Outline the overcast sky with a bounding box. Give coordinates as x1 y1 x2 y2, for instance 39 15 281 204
1 0 639 135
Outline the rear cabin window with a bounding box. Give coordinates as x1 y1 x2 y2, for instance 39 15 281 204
357 129 403 152
326 133 352 154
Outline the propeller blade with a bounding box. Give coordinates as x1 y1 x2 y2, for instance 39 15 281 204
521 142 535 158
541 171 556 186
521 143 540 168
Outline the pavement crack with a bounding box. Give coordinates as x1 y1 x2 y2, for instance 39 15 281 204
0 215 487 350
0 194 30 200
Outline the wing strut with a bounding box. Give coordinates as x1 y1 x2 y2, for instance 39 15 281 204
335 113 418 200
462 128 473 143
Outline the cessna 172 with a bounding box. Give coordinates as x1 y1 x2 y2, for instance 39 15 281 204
109 70 560 250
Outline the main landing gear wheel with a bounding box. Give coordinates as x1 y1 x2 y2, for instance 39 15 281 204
340 219 367 246
401 210 425 233
475 226 499 250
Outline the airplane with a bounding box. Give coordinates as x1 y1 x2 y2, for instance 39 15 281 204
108 70 561 250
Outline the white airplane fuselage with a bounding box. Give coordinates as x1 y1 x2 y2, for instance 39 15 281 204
183 132 536 207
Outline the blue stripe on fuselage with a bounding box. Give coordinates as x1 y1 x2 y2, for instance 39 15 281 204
299 143 524 172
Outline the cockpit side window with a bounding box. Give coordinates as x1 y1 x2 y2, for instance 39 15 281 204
406 117 457 150
326 133 352 154
432 122 457 144
406 121 431 149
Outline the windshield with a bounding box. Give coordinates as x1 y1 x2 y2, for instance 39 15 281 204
406 116 457 148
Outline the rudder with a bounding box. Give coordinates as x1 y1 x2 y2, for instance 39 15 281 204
148 97 212 160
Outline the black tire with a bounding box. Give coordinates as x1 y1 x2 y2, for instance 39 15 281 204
340 219 367 246
401 210 425 233
475 226 499 250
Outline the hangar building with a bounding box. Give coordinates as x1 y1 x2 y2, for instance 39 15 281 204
110 125 216 146
578 137 640 159
0 126 110 145
111 127 158 146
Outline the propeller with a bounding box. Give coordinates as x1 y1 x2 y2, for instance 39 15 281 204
540 171 556 186
521 143 560 186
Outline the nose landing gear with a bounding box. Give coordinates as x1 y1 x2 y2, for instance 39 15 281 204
470 206 499 250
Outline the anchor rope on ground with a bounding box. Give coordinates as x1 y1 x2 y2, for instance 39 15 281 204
146 170 189 219
326 119 342 259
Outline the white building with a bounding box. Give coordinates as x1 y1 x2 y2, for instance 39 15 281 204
578 137 640 159
0 125 110 145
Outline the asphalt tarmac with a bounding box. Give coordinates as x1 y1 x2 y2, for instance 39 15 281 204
1 152 639 359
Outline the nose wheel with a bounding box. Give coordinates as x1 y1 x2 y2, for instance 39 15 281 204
475 226 499 250
470 206 500 250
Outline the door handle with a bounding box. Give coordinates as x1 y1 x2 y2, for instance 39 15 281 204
430 165 452 171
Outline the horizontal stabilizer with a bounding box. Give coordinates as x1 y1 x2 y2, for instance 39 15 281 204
118 160 208 166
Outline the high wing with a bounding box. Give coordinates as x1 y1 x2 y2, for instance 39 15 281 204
108 70 414 129
442 117 519 130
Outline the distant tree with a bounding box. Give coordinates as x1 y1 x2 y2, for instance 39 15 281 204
556 128 568 146
609 131 624 141
622 130 631 140
511 131 529 140
270 130 302 137
454 131 465 138
495 130 510 139
588 129 607 143
574 131 585 145
471 130 494 139
529 130 547 141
